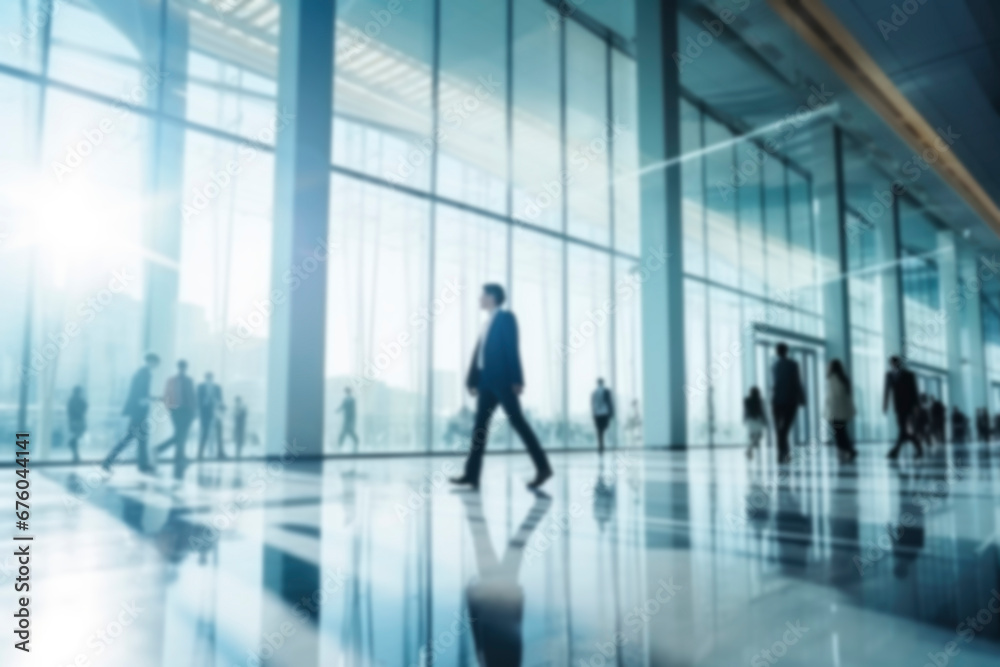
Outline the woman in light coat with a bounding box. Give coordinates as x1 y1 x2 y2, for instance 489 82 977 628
825 359 857 463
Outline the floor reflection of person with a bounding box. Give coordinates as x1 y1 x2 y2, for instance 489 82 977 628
66 385 88 464
103 352 160 473
460 492 551 666
744 387 767 460
892 467 926 579
232 396 248 460
625 400 642 447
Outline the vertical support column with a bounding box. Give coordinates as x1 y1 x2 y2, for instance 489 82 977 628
880 196 904 358
143 1 189 374
939 230 966 412
812 123 851 373
636 0 685 447
266 0 335 456
960 244 987 411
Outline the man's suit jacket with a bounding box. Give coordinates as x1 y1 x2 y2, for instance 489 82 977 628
164 375 197 419
466 310 524 394
884 369 919 414
771 357 806 407
122 367 152 418
198 383 223 414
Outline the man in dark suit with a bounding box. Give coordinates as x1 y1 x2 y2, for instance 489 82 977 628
103 353 160 472
156 360 198 477
197 372 225 460
884 355 923 459
770 343 806 465
451 284 553 491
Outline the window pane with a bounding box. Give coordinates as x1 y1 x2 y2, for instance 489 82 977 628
326 175 430 453
615 257 643 447
566 22 609 246
513 228 564 448
612 51 640 255
567 243 611 447
681 99 704 277
167 0 281 140
437 0 508 214
763 160 788 298
513 0 561 231
704 118 738 287
333 0 433 189
431 207 508 451
174 129 275 458
736 140 765 296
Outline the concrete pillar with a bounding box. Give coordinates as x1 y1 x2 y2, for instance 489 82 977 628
143 4 188 372
636 0 685 447
881 196 904 358
960 244 987 411
811 123 851 371
265 0 335 457
939 230 966 411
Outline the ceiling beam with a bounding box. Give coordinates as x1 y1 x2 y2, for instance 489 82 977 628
768 0 1000 239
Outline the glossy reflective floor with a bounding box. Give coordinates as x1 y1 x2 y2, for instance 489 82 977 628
9 442 1000 666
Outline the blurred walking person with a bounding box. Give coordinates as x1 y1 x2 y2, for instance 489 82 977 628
156 360 197 478
770 343 806 465
825 360 857 463
103 353 160 473
744 387 768 460
884 356 922 460
66 386 88 464
197 372 225 460
336 387 359 449
591 378 615 455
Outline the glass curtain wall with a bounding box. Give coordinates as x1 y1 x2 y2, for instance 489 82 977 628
324 1 642 453
842 143 889 441
1 0 279 461
682 97 822 447
900 200 948 370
